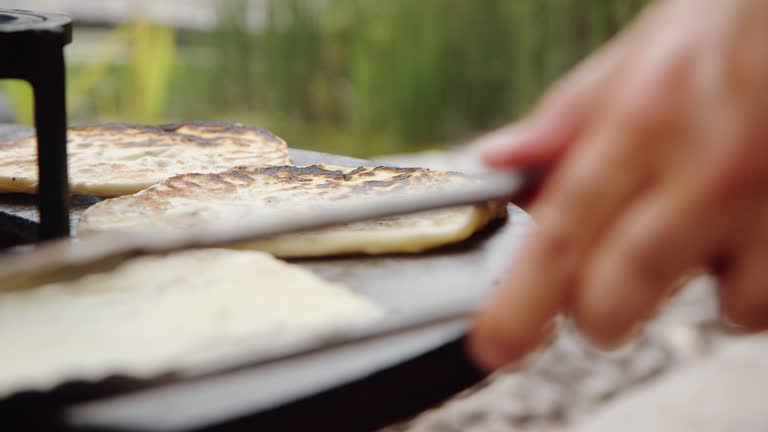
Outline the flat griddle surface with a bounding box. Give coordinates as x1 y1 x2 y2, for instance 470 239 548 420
0 124 533 431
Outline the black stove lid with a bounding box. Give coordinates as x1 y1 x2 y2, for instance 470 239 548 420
0 9 72 41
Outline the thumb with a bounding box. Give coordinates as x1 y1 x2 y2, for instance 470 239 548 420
474 116 579 169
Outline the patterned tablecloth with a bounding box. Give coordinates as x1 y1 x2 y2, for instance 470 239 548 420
377 149 727 432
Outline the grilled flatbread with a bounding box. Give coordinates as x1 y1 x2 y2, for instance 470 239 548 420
77 165 507 257
0 248 381 398
0 121 289 196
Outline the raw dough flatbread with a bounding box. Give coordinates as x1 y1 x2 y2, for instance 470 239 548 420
77 165 507 257
0 249 381 398
0 121 289 196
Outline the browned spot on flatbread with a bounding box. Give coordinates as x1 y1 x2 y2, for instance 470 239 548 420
208 174 232 185
229 171 255 181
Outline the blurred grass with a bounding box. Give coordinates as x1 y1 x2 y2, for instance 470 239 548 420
1 80 33 125
7 0 650 158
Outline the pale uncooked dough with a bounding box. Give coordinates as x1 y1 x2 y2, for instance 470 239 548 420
0 249 381 398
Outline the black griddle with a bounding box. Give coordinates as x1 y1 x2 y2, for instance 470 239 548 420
0 123 532 431
0 8 534 432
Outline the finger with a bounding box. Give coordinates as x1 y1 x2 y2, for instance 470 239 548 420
477 36 627 169
718 226 768 331
468 119 653 371
572 180 728 348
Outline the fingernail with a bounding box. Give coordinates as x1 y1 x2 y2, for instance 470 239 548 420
720 308 768 334
601 321 646 351
467 314 556 372
466 332 515 372
614 321 646 347
471 126 531 155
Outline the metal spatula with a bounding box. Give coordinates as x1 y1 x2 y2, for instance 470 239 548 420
0 169 540 288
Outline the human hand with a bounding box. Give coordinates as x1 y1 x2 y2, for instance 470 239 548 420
468 0 768 371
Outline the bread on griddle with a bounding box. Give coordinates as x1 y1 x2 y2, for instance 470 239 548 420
0 248 381 398
77 164 508 257
0 121 289 196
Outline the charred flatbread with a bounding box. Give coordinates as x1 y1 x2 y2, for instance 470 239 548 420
0 248 381 398
77 165 507 257
0 121 289 196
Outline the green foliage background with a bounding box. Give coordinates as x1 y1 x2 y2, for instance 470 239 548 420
5 0 651 157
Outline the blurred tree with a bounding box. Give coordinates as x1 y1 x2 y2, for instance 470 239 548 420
263 0 325 121
129 19 176 121
261 0 650 146
3 0 651 156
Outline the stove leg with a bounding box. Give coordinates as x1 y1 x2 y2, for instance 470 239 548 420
0 10 73 241
31 43 70 240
